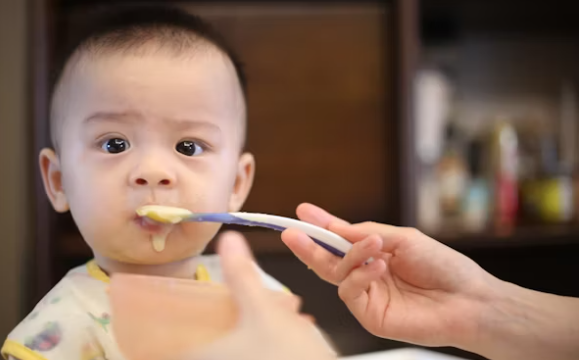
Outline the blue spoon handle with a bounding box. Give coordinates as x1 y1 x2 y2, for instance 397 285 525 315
186 212 350 258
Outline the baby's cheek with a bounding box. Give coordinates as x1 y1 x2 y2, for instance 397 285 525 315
185 188 231 213
69 192 124 240
181 222 221 242
64 173 111 210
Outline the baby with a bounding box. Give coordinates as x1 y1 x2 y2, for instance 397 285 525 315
2 5 292 360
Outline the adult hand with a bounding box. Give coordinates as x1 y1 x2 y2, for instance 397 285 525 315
281 203 497 350
179 231 336 360
283 203 579 360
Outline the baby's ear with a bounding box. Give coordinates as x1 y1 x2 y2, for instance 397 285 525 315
39 148 69 212
228 152 255 212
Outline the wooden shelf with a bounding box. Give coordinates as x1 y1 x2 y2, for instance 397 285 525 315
432 224 579 250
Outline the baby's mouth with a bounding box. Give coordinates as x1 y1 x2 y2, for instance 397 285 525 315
136 215 168 231
135 205 194 253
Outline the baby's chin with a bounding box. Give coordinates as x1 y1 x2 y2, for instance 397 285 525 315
102 243 208 266
85 222 221 265
90 232 212 265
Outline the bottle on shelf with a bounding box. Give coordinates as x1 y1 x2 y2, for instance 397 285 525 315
462 139 490 233
437 122 468 228
489 119 519 235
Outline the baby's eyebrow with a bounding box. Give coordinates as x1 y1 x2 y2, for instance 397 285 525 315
84 111 138 124
84 111 222 132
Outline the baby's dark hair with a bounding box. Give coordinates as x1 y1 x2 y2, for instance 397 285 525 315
50 4 247 149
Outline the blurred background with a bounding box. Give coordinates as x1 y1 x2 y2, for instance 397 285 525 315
1 0 578 359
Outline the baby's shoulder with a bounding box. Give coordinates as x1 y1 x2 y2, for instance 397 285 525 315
2 267 111 360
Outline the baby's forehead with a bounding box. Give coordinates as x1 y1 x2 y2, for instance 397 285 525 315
67 42 239 91
51 47 246 148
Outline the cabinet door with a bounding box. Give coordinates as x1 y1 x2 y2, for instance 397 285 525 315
54 2 397 254
182 4 396 253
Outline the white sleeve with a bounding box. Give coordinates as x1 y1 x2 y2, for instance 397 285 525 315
2 283 104 360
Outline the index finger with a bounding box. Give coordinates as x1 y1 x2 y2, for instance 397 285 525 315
331 222 407 253
296 203 350 229
281 228 342 285
296 204 391 245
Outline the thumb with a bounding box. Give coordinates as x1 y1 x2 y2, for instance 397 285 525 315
216 231 269 317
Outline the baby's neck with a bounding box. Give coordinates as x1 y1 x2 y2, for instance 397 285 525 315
94 254 203 280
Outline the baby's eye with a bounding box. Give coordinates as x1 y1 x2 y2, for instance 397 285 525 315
176 140 204 157
101 138 130 154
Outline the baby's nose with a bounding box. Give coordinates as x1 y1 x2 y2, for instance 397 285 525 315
129 151 178 188
134 177 172 186
130 170 176 188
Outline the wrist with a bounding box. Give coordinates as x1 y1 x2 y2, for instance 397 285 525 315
465 278 524 359
461 277 579 360
447 271 507 354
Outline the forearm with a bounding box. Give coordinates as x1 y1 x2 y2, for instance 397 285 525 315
466 279 579 360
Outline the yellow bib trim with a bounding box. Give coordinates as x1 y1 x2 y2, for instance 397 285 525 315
1 340 49 360
86 259 211 283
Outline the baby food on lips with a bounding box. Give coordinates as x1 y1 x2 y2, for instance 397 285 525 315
136 205 193 252
136 205 193 224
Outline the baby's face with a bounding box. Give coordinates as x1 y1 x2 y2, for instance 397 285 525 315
43 49 253 265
